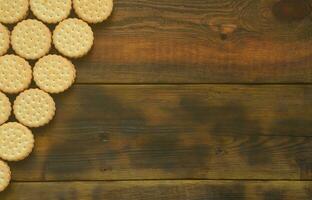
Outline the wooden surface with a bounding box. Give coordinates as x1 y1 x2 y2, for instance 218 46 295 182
1 0 312 199
7 85 312 181
75 0 312 84
1 181 312 200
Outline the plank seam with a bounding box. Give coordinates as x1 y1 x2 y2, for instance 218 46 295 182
75 83 312 86
11 179 312 183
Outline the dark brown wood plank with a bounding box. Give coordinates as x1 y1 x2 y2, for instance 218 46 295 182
70 0 312 83
1 181 311 200
7 85 312 181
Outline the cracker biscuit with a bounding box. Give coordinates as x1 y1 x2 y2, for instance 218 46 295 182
0 122 34 161
0 0 29 24
0 160 10 192
30 0 72 24
0 55 32 94
0 92 11 125
13 89 56 128
34 55 76 94
11 19 52 60
0 23 10 56
73 0 113 23
53 18 94 58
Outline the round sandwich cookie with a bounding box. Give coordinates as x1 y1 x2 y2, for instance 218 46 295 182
0 122 34 161
0 92 11 125
0 0 29 24
11 19 52 60
30 0 72 24
53 18 94 58
0 55 32 94
0 23 10 56
0 160 10 192
34 55 76 94
14 89 56 128
73 0 113 23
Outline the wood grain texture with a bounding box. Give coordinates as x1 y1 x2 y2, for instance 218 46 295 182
68 0 312 83
7 85 312 181
2 0 312 198
1 181 311 200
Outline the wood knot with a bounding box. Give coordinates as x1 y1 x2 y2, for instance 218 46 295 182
209 20 237 40
272 0 311 22
220 24 237 35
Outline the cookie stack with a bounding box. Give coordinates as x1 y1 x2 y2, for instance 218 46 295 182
0 0 113 192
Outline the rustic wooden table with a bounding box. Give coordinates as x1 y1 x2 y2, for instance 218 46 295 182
1 0 312 199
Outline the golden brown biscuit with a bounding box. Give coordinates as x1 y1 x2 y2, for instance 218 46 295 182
0 122 34 161
11 19 52 60
0 160 10 192
0 23 10 56
0 0 29 24
14 89 56 128
30 0 72 24
0 92 11 125
73 0 113 23
34 55 76 94
0 55 32 94
53 18 94 58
